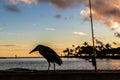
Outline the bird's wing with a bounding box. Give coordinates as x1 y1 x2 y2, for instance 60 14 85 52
45 46 63 65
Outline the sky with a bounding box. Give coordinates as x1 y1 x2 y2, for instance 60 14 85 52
0 0 120 57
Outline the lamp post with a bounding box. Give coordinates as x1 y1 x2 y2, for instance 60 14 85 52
89 0 97 71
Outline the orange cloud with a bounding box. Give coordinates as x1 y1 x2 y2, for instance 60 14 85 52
80 0 120 37
0 44 17 47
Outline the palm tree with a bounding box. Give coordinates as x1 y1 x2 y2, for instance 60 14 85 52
63 48 73 56
105 43 111 49
83 42 89 47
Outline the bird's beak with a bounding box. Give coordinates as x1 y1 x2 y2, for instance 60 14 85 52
29 48 37 54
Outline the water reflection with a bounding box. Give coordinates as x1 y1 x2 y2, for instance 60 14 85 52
0 58 119 70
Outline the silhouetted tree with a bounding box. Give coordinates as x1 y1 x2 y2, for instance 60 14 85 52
77 46 93 57
63 48 74 56
105 43 111 49
63 42 120 58
83 42 89 47
116 47 120 56
75 46 80 53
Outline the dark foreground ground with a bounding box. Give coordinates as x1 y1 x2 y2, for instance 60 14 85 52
0 68 120 80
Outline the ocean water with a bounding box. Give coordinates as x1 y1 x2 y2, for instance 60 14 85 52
0 58 120 70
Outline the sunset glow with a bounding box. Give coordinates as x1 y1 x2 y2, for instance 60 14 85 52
0 0 120 57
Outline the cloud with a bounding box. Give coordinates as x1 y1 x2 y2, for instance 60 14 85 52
6 0 120 29
4 0 84 13
73 31 86 35
80 8 90 21
32 24 40 27
6 0 85 9
0 44 29 48
80 0 120 37
46 0 85 9
45 27 56 31
4 5 20 12
0 44 17 47
113 42 117 45
114 32 120 38
113 42 120 46
55 14 61 19
94 37 104 46
6 0 38 5
4 0 120 37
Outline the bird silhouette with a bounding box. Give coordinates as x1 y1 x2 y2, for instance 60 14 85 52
29 45 63 70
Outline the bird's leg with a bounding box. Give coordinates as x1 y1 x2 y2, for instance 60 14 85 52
54 63 55 71
48 62 50 71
